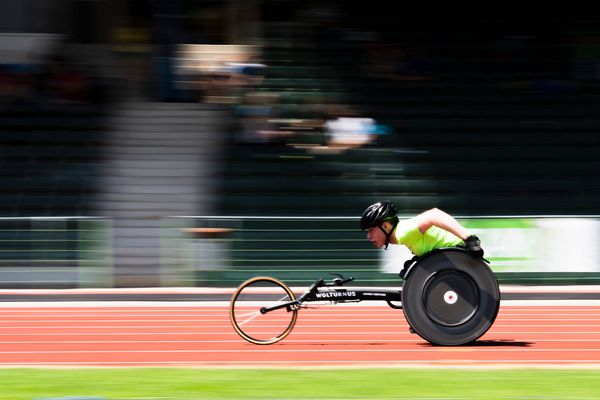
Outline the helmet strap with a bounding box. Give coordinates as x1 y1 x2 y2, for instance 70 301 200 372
378 220 398 250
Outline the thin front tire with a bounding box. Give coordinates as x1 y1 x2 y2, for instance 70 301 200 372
230 276 298 345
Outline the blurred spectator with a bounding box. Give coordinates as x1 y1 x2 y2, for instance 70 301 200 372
322 104 376 152
364 42 434 81
197 60 266 104
570 30 600 81
112 16 152 98
0 54 108 105
41 55 92 104
234 91 293 145
0 65 36 104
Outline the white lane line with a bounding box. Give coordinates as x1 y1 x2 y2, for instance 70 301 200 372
0 320 236 328
0 331 598 337
0 359 598 364
1 315 599 322
0 300 600 308
0 309 231 313
2 348 600 354
0 332 246 336
0 324 595 330
0 326 598 341
502 301 600 306
2 313 600 319
2 310 600 317
0 314 232 317
1 307 600 315
4 317 600 323
3 311 600 316
1 305 600 309
0 307 598 312
495 318 600 320
1 361 600 368
3 325 600 330
0 361 598 369
0 324 404 329
0 338 600 351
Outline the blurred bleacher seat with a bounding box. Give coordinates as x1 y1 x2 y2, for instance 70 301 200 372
0 103 108 216
216 3 600 217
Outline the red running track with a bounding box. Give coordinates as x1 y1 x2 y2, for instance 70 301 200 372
1 302 600 367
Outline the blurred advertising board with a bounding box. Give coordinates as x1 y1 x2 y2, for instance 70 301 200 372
382 217 600 273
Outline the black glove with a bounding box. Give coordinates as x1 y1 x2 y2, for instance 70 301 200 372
464 235 484 258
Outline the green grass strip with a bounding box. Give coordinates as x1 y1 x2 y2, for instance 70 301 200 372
1 368 600 399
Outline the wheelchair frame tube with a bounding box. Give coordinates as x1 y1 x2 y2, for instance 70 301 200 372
260 287 403 314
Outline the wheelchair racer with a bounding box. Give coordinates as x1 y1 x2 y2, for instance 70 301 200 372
360 200 484 258
361 200 485 334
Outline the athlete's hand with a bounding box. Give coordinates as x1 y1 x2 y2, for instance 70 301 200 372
464 235 484 258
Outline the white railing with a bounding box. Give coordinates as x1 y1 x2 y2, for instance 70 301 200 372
2 215 598 288
0 217 112 288
161 215 600 287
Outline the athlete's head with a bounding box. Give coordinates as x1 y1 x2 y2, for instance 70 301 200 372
360 200 399 249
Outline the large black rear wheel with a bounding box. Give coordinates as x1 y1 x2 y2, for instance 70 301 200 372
401 249 500 346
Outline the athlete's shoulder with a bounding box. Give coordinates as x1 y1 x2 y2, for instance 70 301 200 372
394 218 421 241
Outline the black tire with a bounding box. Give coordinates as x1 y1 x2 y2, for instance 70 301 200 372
229 276 298 345
401 248 500 346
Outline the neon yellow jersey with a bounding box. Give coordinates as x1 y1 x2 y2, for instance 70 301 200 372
393 219 463 256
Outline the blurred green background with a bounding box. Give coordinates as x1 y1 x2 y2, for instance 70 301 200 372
1 1 600 288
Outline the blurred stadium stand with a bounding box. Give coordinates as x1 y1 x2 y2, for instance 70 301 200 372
0 102 112 287
2 1 600 287
216 2 600 217
0 104 108 217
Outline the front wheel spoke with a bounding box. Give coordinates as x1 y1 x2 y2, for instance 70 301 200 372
236 310 264 326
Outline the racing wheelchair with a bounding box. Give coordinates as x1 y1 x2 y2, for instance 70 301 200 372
229 248 500 346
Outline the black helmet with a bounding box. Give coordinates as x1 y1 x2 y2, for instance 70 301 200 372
360 200 398 230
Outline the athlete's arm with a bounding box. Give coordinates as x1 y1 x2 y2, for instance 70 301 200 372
411 208 469 240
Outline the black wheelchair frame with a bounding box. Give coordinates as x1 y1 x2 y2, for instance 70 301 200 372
229 247 500 346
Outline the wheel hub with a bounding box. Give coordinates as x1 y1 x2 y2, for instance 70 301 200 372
422 270 479 327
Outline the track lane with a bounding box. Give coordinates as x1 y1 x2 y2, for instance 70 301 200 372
1 303 600 367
